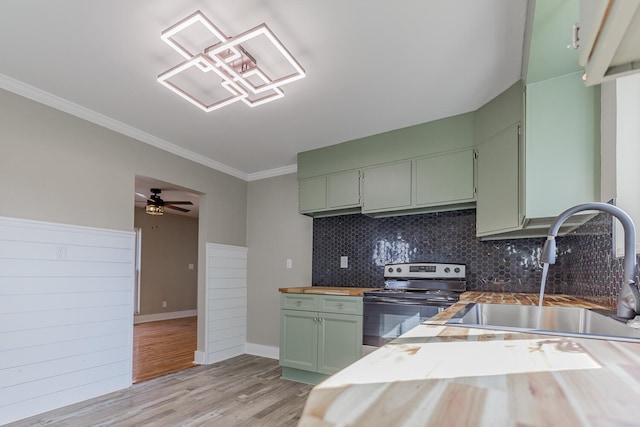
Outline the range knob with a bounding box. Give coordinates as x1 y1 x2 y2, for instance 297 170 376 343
444 267 451 273
388 267 394 273
396 267 402 273
454 267 461 273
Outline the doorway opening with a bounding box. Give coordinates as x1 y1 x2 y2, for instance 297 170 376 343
132 176 201 382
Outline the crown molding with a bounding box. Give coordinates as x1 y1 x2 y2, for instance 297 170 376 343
247 164 297 181
0 73 252 181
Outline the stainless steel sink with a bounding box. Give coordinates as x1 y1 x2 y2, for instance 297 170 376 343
445 303 640 343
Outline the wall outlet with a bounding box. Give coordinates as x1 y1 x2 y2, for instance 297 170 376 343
188 263 194 270
162 301 167 308
340 256 348 268
286 259 292 269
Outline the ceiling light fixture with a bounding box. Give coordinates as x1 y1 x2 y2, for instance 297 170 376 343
145 204 164 216
158 10 305 112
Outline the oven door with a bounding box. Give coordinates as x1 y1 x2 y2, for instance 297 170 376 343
363 297 445 347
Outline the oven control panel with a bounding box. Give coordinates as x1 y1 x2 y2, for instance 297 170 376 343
384 263 466 280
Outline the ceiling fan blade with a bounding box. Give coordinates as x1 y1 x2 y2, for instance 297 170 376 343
167 205 191 213
135 192 150 199
163 201 194 205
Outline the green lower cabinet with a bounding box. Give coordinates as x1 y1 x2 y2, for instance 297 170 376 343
279 309 318 372
279 294 363 384
317 312 363 375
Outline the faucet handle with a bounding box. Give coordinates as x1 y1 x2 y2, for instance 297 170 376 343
619 281 640 319
541 236 557 264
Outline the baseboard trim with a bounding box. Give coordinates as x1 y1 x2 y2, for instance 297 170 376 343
194 350 207 364
244 343 279 360
134 309 197 324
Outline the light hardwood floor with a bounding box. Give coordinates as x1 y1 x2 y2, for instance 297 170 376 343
9 354 313 427
133 316 198 383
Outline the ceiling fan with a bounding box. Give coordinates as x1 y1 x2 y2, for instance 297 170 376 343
136 188 193 215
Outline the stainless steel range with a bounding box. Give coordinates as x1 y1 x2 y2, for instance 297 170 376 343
363 262 466 347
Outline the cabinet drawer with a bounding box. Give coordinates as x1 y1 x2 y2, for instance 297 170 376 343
281 294 319 311
319 295 362 315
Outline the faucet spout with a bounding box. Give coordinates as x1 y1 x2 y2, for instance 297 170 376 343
541 202 640 319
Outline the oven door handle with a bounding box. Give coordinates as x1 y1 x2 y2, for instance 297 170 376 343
364 297 438 305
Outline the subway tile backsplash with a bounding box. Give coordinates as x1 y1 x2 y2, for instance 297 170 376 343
312 209 639 308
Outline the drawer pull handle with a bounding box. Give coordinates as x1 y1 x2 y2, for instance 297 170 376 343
336 303 343 307
295 301 302 306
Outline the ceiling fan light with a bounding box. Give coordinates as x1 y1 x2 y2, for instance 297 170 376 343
145 204 164 216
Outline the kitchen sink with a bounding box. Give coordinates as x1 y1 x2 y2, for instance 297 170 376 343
445 303 640 343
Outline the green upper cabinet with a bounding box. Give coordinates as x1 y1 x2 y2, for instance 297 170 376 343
475 0 602 239
524 71 600 219
475 74 600 239
415 149 475 208
476 124 522 236
577 0 640 86
475 81 524 237
328 170 361 209
361 150 476 215
298 176 327 213
362 161 412 213
298 170 361 216
298 112 476 217
526 0 581 85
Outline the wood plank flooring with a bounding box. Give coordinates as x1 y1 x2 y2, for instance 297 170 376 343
133 316 198 383
9 354 313 427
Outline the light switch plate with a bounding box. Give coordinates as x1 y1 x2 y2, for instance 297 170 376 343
340 256 348 268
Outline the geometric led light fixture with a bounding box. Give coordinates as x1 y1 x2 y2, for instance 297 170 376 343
158 11 305 112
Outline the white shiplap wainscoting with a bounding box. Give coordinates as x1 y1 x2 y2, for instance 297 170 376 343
201 243 247 364
0 216 135 425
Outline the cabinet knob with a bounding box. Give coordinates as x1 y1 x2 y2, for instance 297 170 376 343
336 303 343 308
295 300 301 306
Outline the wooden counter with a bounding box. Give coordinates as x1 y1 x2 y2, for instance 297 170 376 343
298 292 640 426
278 286 378 297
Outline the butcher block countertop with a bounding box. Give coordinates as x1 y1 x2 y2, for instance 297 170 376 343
278 286 377 297
298 292 640 426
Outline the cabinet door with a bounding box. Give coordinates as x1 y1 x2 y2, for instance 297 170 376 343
328 170 360 209
280 309 318 371
476 124 521 236
578 0 640 85
298 176 326 213
317 313 363 375
525 72 599 218
362 161 412 213
415 149 475 207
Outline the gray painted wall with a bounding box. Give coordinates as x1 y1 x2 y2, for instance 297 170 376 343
0 88 248 351
134 207 198 315
247 173 312 348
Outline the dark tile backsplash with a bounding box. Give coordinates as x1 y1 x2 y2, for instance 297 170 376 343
312 209 640 308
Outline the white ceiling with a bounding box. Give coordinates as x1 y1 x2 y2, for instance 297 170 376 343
0 0 527 181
